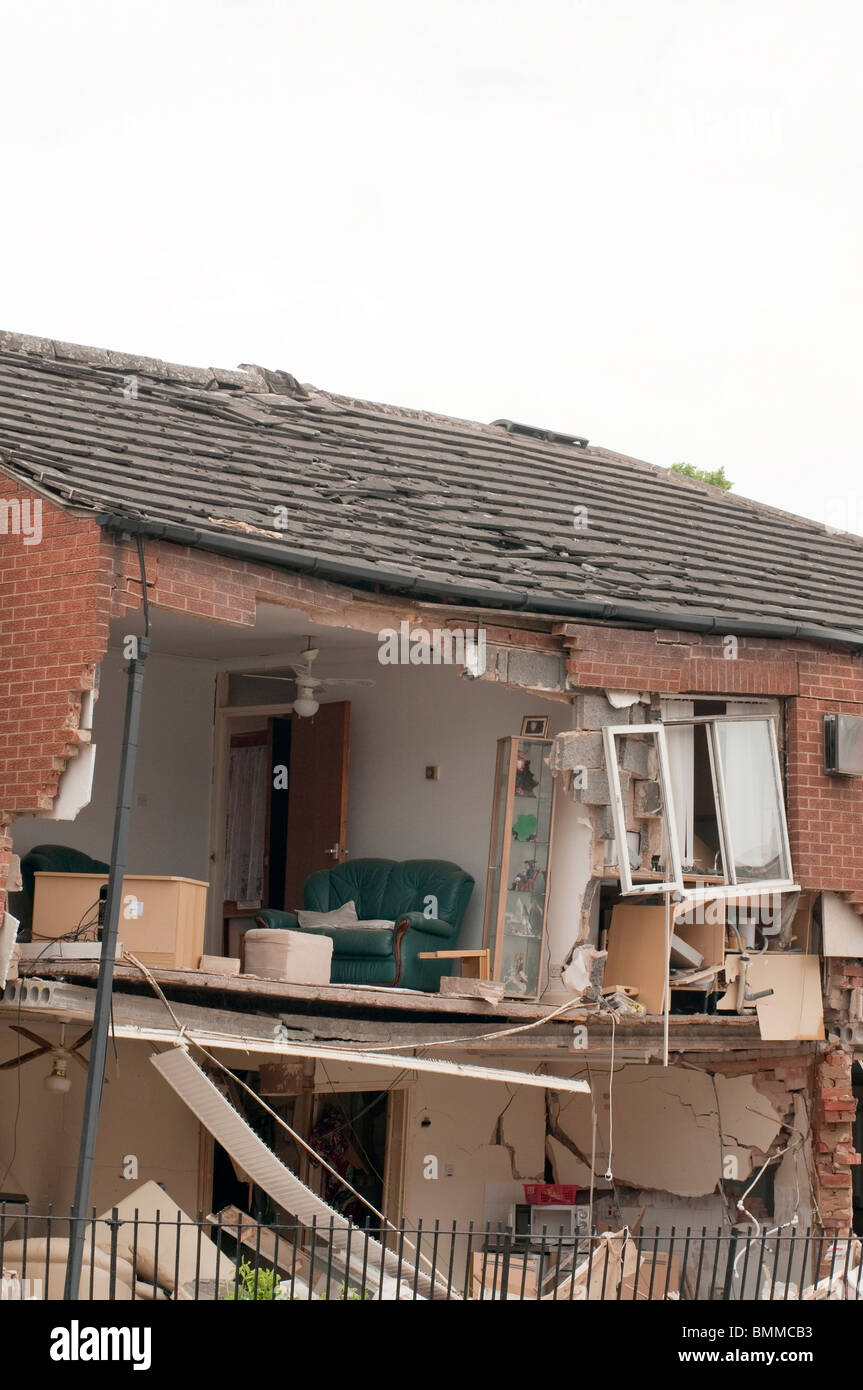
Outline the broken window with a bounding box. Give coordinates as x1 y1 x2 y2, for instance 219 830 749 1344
601 723 683 896
603 714 794 899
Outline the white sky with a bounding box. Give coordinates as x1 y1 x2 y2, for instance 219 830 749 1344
1 0 861 533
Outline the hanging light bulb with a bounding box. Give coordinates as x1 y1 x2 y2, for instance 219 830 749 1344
292 679 319 719
44 1057 71 1094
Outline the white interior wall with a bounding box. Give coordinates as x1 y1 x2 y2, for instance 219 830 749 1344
11 652 215 882
13 643 577 964
342 662 571 948
0 1032 201 1216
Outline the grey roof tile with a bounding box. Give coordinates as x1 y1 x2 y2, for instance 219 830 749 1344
0 331 861 638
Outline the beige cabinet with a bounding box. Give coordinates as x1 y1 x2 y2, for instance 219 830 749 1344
32 873 208 970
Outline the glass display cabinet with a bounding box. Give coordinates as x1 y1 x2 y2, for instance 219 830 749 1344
482 736 557 998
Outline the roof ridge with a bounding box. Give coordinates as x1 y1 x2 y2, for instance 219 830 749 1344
0 329 255 391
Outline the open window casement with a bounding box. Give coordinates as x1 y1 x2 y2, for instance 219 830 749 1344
601 724 684 896
602 715 795 901
660 714 796 903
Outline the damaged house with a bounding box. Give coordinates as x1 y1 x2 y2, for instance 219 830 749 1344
2 329 863 1298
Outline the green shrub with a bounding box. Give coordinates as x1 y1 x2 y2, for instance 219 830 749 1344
223 1259 289 1300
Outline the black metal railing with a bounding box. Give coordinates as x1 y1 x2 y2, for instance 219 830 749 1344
1 1205 861 1301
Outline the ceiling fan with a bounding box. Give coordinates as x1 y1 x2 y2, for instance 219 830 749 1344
236 640 375 717
0 1023 99 1093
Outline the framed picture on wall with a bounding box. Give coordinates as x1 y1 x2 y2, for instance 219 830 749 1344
520 715 549 738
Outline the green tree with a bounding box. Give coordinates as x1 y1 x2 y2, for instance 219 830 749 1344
670 462 733 491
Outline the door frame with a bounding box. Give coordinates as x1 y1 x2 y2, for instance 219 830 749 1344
206 679 295 951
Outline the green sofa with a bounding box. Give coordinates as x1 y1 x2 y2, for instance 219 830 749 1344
254 857 475 991
13 844 110 940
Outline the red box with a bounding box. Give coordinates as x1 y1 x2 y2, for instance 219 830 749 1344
523 1183 579 1206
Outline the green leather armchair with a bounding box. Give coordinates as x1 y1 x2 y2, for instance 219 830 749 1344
13 844 110 941
254 857 475 991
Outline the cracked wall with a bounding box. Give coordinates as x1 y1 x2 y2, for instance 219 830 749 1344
547 1063 784 1198
400 1055 816 1231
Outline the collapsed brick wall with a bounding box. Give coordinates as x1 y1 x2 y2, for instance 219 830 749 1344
813 1045 858 1233
686 1047 857 1235
824 959 863 1028
0 483 114 915
701 1051 815 1221
558 622 863 894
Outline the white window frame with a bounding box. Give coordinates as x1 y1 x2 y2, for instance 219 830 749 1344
654 713 795 903
602 723 684 896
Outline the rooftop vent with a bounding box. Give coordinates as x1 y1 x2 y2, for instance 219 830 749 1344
492 419 589 448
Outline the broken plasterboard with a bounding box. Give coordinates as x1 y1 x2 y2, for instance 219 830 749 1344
718 953 824 1041
822 892 863 957
96 1179 232 1291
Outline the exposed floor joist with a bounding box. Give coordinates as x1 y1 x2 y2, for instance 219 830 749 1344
0 975 811 1056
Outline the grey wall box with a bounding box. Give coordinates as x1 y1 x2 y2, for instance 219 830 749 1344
824 713 863 776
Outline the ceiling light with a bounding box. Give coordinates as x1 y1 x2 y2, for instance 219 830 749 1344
293 696 319 718
296 675 322 717
44 1058 71 1094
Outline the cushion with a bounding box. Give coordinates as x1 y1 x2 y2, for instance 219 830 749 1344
296 900 358 929
302 858 474 926
300 924 396 957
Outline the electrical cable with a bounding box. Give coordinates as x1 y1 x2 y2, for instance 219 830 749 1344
22 900 104 977
583 1056 624 1228
339 994 585 1056
604 1011 616 1182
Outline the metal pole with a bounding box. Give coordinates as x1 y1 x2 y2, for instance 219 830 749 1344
64 636 149 1299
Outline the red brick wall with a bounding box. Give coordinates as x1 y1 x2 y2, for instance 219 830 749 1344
559 623 863 894
0 516 374 913
5 522 863 915
110 534 353 624
0 482 114 908
561 623 802 696
787 649 863 891
813 1045 858 1233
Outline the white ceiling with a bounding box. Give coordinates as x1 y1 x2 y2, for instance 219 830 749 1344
109 601 380 667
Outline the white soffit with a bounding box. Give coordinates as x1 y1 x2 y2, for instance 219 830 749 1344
151 1046 447 1299
822 891 863 956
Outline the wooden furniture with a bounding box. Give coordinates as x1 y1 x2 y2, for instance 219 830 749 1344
417 948 490 980
32 872 208 970
482 736 557 998
603 903 725 1014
